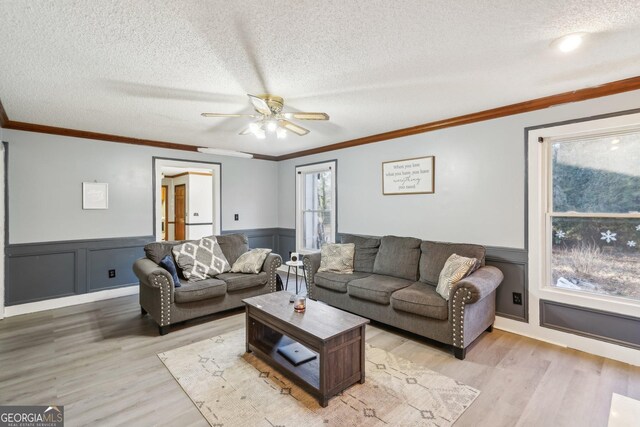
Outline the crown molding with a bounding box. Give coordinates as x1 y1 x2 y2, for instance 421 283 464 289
277 75 640 160
2 75 640 161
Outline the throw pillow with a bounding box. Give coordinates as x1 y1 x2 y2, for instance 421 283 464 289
172 236 230 281
159 254 181 287
436 254 478 300
230 248 272 274
318 243 355 274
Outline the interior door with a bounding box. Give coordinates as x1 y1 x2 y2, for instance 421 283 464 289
174 184 186 240
161 185 168 240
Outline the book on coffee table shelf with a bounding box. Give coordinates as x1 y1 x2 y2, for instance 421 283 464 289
277 342 317 366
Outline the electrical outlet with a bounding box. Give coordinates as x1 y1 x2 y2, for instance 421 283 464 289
234 214 239 221
512 292 522 305
108 269 116 279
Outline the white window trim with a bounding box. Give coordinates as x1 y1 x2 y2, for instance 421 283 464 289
528 111 640 319
295 161 336 254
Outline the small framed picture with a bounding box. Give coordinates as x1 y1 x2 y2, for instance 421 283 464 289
83 182 109 209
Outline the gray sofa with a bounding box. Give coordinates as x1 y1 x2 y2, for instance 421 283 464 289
133 233 282 335
303 234 503 359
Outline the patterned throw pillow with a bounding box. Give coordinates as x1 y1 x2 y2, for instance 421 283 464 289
230 248 272 274
436 254 478 300
172 236 230 281
318 243 355 274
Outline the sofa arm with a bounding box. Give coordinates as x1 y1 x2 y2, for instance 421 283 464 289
449 265 504 305
302 253 321 283
302 253 321 299
261 253 283 292
133 258 174 286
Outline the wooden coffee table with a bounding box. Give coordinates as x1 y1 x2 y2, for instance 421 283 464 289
243 291 369 407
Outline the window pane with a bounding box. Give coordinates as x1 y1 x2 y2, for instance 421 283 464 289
552 132 640 213
302 210 332 250
551 217 640 300
301 169 333 251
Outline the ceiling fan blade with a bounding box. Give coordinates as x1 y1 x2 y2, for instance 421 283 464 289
201 113 256 118
282 112 329 121
279 119 310 136
247 94 272 116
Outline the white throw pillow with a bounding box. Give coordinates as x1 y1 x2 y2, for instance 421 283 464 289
436 254 478 300
172 236 230 281
230 248 272 274
318 243 355 274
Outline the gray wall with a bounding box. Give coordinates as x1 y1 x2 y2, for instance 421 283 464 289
6 129 278 244
4 129 279 304
277 89 640 321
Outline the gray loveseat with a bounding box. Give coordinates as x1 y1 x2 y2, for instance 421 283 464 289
133 233 282 335
303 234 503 359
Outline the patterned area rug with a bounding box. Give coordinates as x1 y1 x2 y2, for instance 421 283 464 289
158 329 479 426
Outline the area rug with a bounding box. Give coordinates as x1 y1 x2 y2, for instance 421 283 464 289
158 329 479 426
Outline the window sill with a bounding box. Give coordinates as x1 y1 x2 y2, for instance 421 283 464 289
539 285 640 318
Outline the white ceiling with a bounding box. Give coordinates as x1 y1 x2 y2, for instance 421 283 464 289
1 1 640 157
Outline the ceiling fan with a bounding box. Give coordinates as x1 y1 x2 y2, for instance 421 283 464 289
201 94 329 139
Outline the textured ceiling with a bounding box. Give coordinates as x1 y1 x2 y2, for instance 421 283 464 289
1 1 640 156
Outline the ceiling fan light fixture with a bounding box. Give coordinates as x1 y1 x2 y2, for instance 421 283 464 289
266 119 278 132
197 147 253 158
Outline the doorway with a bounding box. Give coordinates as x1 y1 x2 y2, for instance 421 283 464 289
174 184 186 240
153 158 222 242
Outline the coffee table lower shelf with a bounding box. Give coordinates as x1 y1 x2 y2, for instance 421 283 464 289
245 306 366 407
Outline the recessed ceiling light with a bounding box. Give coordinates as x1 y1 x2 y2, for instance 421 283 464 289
552 33 586 53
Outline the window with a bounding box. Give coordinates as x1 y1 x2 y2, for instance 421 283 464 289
544 129 640 302
296 161 336 252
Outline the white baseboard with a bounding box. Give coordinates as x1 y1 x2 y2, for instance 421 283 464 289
3 286 139 318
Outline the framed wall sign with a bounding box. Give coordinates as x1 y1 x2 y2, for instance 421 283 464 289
382 156 435 195
83 182 109 209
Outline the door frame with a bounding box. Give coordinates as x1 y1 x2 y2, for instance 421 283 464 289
153 157 222 241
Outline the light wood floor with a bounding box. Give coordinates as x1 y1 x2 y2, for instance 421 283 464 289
1 294 638 427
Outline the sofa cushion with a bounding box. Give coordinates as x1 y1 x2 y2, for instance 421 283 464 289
347 274 413 305
318 243 355 274
419 241 486 285
391 282 448 320
144 240 182 265
341 234 381 273
230 248 272 274
216 272 268 292
373 236 422 281
174 278 226 303
315 271 372 293
173 237 230 281
217 233 250 266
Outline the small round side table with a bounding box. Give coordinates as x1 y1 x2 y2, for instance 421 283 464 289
285 260 308 294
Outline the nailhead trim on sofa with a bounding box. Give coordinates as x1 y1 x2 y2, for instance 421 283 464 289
451 287 472 348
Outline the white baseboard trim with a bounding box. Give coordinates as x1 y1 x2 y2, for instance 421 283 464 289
3 286 139 318
494 315 640 366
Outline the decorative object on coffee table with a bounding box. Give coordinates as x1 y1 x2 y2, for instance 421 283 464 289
293 295 306 312
243 291 369 407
